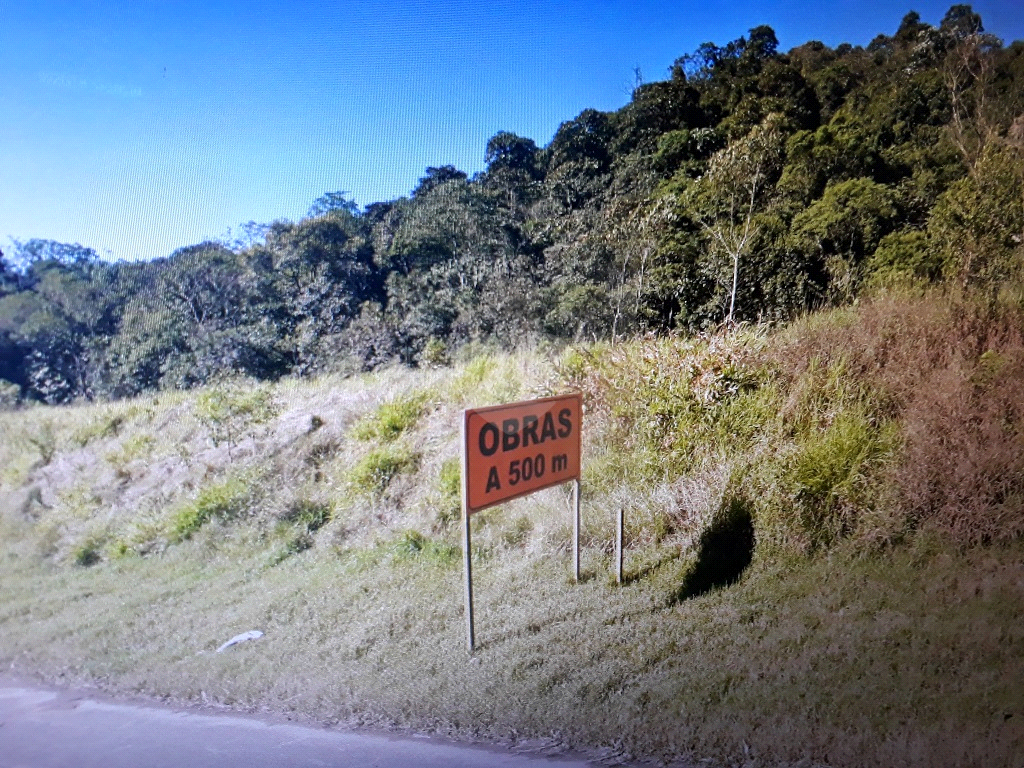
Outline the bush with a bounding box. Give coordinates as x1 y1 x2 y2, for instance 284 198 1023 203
786 410 894 550
0 379 20 410
280 498 333 533
418 337 449 367
762 292 1024 548
891 347 1024 544
351 392 431 442
389 529 459 565
865 230 942 288
72 539 103 567
560 331 767 480
195 380 278 452
347 446 419 495
170 476 253 542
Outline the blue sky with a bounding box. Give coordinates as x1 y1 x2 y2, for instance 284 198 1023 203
3 1 1023 263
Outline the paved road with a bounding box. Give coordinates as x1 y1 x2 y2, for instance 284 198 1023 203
0 679 594 768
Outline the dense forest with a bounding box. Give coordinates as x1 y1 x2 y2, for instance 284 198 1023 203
2 5 1022 405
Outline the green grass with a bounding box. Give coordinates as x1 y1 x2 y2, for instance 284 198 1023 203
0 526 1020 767
279 498 333 533
169 475 255 542
350 391 432 442
346 445 420 496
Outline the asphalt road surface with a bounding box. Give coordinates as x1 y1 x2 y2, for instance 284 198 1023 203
0 678 595 768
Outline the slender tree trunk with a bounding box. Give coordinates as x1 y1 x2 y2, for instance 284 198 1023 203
728 251 739 326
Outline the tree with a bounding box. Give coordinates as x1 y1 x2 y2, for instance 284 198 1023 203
684 116 785 324
262 213 380 374
8 238 97 275
0 262 117 403
0 252 20 388
307 191 359 219
941 4 984 39
792 177 901 300
0 250 16 298
943 19 1002 176
545 110 613 209
221 221 272 252
412 166 468 198
929 141 1024 288
126 242 285 388
484 131 540 212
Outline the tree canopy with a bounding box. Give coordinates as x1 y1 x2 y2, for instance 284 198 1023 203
3 6 1023 403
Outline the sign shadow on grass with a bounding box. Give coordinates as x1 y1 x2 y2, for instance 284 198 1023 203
671 496 755 603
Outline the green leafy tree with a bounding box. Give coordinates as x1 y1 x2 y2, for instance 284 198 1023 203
929 141 1024 287
792 177 901 300
113 242 285 389
412 166 468 198
307 191 359 219
262 212 380 374
8 238 97 273
484 131 541 212
0 251 119 402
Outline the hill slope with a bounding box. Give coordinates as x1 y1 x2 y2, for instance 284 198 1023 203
1 289 1023 767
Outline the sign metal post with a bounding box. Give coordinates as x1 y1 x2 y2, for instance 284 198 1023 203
616 506 624 584
460 416 475 652
573 478 581 583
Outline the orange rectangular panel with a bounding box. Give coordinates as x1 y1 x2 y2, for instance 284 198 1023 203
462 393 582 514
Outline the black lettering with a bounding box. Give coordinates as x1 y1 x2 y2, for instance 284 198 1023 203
479 423 500 457
521 415 539 447
502 418 520 452
557 408 572 438
540 412 557 442
486 466 501 493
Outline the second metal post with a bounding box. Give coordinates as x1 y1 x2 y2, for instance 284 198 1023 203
573 479 581 582
616 506 624 584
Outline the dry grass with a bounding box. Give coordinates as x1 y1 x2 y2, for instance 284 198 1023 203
765 290 1024 546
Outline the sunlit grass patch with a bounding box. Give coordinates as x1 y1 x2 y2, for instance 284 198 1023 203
350 390 432 442
169 474 256 542
346 445 420 496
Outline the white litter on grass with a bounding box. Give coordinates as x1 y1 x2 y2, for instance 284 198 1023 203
216 630 264 653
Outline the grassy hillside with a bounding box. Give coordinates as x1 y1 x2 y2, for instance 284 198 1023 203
1 288 1023 767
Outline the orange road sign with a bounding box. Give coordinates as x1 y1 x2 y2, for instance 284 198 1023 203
462 393 582 514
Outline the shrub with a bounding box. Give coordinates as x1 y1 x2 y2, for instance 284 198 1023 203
560 331 766 480
72 539 103 567
785 411 895 550
891 347 1024 544
865 230 942 289
389 529 459 565
280 498 333 533
351 392 431 442
169 476 253 542
195 380 278 452
419 337 450 367
0 379 21 410
347 445 419 495
762 292 1024 548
